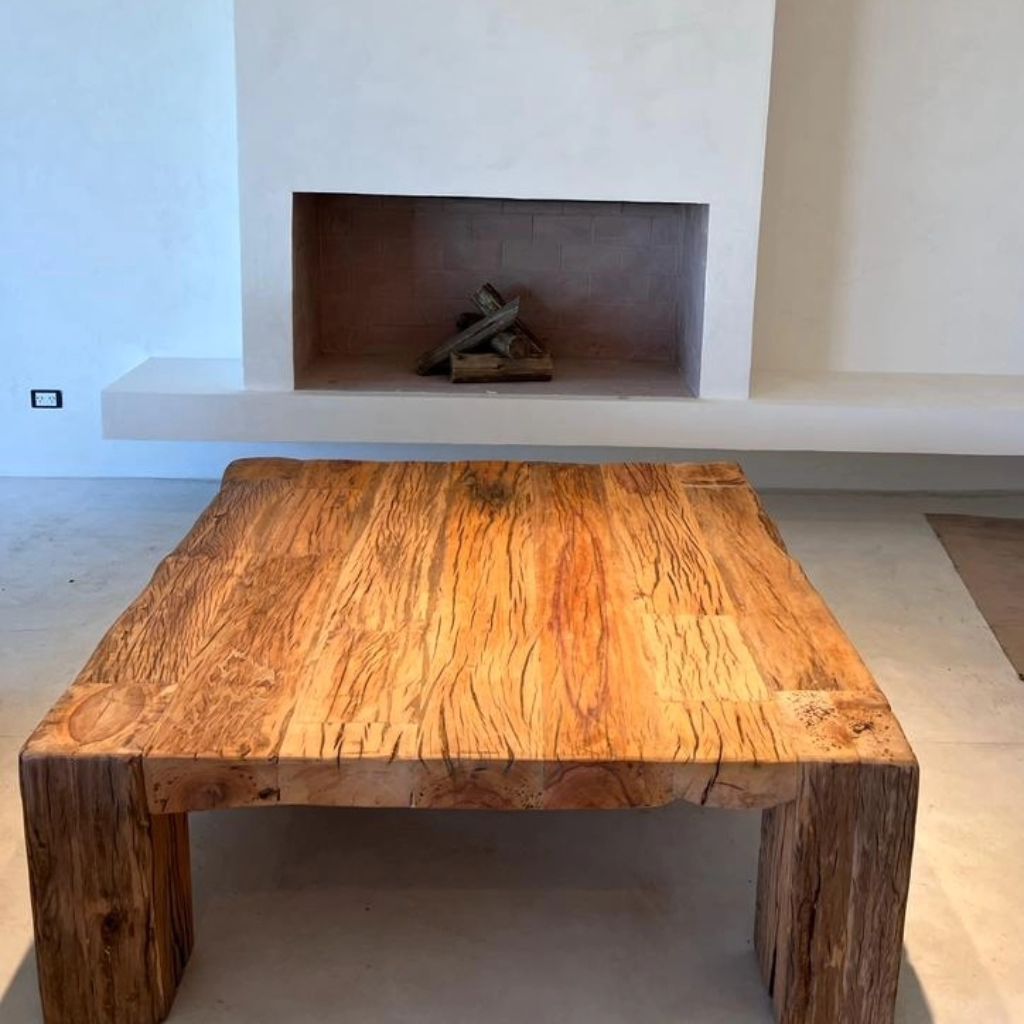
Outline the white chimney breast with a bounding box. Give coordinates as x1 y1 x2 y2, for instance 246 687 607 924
234 0 777 397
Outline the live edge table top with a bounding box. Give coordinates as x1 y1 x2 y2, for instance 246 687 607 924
23 459 915 815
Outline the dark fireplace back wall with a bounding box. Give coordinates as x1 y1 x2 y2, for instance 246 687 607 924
293 193 706 369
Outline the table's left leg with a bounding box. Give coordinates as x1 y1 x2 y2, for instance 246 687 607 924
754 759 918 1024
20 753 193 1024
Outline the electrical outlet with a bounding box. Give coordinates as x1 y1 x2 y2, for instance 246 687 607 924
30 389 63 409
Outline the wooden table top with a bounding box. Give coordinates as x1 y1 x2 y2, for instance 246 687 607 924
23 459 914 813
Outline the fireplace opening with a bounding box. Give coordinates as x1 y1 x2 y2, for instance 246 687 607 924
293 193 708 397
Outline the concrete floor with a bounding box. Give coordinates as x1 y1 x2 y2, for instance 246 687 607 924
2 478 1024 1023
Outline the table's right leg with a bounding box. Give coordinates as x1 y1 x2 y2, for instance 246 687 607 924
20 753 192 1024
754 759 918 1024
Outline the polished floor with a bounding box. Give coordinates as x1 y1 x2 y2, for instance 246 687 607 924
2 477 1023 1023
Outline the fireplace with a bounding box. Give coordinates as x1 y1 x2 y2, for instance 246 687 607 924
102 4 1011 458
92 0 785 436
233 1 776 402
293 193 709 395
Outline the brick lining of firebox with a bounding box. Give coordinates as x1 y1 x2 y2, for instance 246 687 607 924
292 193 708 392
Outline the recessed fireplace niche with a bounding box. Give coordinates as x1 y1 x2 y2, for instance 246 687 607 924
293 193 709 397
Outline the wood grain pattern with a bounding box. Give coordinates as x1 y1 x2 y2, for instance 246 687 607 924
22 459 917 1024
23 459 912 813
753 689 918 1023
20 754 192 1024
685 482 880 693
449 351 554 382
755 758 918 1023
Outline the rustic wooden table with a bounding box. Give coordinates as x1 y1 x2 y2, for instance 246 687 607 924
21 459 918 1024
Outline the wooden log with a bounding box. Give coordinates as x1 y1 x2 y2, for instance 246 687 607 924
20 752 193 1024
454 313 527 357
472 283 546 356
450 352 554 383
490 330 531 359
416 298 520 375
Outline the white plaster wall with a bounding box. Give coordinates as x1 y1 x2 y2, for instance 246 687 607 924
1 1 1022 479
235 0 777 398
0 0 245 477
755 0 1024 375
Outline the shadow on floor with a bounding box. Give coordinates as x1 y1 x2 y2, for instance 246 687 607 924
0 953 37 1024
1 802 944 1023
898 953 937 1024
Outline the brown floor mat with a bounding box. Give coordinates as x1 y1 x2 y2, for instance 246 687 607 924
928 514 1024 680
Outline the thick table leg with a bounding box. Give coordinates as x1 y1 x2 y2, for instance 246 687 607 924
754 761 918 1024
20 753 193 1024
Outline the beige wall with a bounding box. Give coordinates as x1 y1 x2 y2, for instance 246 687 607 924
755 0 1024 376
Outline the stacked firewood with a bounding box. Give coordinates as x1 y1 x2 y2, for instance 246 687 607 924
415 283 554 383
